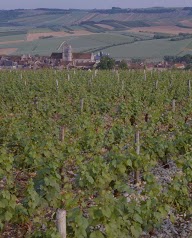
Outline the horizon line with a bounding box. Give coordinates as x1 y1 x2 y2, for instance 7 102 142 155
0 6 190 11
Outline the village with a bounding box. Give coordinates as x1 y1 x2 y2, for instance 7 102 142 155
0 43 188 70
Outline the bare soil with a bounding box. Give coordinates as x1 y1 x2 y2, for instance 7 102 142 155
179 20 192 28
128 25 192 35
95 24 114 30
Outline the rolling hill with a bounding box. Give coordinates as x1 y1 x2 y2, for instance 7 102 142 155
2 7 192 59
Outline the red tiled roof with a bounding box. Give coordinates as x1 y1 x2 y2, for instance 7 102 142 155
73 53 93 60
76 62 95 67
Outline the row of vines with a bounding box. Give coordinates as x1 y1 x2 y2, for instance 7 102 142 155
0 69 191 237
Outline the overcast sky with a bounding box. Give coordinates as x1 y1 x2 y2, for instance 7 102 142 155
1 0 192 10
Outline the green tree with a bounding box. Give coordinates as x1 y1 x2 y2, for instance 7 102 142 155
97 56 115 70
119 60 128 70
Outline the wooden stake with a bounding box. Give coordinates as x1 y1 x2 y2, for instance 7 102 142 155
56 209 66 238
56 79 59 90
59 126 65 142
155 80 158 90
144 70 146 81
121 80 124 91
80 98 84 113
172 99 176 112
134 130 140 184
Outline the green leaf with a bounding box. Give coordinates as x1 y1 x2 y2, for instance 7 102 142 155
102 206 111 218
90 231 105 238
131 226 140 238
127 159 132 167
87 175 94 184
133 214 143 224
5 211 13 221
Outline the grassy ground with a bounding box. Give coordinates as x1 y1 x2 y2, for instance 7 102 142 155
0 31 192 59
104 38 192 59
0 34 26 42
0 33 134 56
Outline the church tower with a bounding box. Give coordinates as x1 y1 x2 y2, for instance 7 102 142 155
62 44 72 61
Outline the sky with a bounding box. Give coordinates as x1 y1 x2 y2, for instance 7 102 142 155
1 0 192 10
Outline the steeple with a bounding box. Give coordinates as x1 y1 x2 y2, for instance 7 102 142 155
62 44 72 61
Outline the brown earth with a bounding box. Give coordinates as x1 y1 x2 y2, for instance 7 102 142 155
0 48 17 55
26 30 95 41
95 24 114 30
128 25 192 35
179 20 192 27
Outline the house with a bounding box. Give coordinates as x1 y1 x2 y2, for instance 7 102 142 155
75 62 96 70
51 44 95 67
174 63 185 69
73 53 94 63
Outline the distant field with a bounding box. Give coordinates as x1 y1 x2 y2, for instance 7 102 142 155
4 33 134 55
0 48 17 55
1 28 192 59
95 24 114 30
128 25 192 35
0 34 26 42
104 38 192 59
9 12 89 27
28 28 54 33
26 30 94 41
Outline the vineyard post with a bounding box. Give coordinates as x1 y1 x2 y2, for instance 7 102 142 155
134 130 140 184
188 80 191 97
56 209 67 238
172 99 176 112
155 80 158 90
67 74 70 81
57 127 67 238
59 126 65 143
89 77 92 87
80 98 84 113
144 70 146 81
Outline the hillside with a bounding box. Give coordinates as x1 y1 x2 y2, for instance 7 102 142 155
2 7 192 58
1 7 192 30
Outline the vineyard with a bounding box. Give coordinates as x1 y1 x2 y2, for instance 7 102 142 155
0 70 192 238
